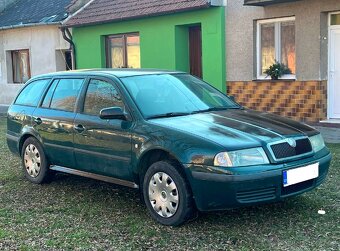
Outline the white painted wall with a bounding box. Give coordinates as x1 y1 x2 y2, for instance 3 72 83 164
0 25 70 105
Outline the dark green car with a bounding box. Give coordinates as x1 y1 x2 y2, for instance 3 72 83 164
6 70 331 226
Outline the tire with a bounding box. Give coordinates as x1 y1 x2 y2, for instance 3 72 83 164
21 137 52 184
143 161 196 226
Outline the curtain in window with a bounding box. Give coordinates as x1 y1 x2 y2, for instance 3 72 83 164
281 21 296 74
261 23 275 75
126 35 141 69
12 50 30 83
109 37 125 68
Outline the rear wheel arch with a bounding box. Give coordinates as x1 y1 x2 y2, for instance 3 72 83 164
19 134 42 156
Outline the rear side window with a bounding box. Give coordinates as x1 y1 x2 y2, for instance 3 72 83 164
15 79 50 106
83 79 124 116
48 79 84 112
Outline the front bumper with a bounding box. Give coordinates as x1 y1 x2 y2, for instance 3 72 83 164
184 149 332 211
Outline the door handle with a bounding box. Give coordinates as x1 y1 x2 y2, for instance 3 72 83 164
34 117 42 125
74 124 86 133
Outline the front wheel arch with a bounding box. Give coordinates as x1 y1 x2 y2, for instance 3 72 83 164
135 148 185 186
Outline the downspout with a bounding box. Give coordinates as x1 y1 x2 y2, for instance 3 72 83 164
61 27 76 70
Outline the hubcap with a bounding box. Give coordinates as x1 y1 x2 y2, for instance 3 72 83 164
148 172 179 218
24 144 41 178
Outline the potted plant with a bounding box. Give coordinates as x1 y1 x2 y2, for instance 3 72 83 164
264 61 292 80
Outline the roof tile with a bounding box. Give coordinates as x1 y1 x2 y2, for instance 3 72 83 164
64 0 211 27
0 0 73 29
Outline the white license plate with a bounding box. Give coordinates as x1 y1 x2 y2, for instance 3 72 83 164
283 163 319 187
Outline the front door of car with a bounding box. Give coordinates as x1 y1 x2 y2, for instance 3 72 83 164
73 78 132 181
32 78 85 168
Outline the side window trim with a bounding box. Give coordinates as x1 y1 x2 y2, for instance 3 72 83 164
39 79 59 108
75 77 91 114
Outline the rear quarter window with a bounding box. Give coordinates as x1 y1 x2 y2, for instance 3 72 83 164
15 79 50 106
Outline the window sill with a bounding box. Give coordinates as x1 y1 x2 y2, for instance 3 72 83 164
252 79 296 82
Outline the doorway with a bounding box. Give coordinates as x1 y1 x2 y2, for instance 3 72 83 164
328 13 340 119
189 25 203 78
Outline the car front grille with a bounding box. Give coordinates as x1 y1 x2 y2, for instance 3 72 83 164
270 138 312 160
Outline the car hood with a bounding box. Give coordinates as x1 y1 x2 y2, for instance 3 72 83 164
149 109 317 149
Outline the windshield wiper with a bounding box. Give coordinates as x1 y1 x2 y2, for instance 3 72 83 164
192 107 230 114
147 112 192 119
191 106 241 114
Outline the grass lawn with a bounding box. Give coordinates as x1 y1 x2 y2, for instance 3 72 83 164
0 116 339 251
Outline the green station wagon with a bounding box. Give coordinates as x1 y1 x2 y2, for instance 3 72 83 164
6 70 331 226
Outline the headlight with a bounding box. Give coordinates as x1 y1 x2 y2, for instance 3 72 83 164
309 134 325 153
214 147 269 167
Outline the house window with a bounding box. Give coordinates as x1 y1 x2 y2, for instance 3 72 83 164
330 13 340 25
257 17 296 79
106 33 140 69
12 50 31 83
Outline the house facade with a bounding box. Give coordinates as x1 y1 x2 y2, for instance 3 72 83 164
64 0 227 92
0 0 74 105
226 0 340 123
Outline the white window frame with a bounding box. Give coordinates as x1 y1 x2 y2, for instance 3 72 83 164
328 11 340 26
256 16 296 80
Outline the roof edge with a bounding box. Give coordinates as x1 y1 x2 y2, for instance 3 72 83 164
62 0 96 26
0 22 60 31
63 4 213 28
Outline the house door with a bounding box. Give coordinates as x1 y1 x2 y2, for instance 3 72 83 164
189 26 203 78
329 27 340 118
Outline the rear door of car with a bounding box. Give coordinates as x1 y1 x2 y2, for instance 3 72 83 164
73 77 133 181
7 78 51 154
32 77 86 168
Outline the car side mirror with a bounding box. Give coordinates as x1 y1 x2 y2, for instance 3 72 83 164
100 107 127 120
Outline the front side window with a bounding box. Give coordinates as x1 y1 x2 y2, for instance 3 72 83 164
257 17 296 79
12 50 31 83
121 74 239 118
15 79 50 106
106 33 140 69
83 79 124 116
48 79 84 112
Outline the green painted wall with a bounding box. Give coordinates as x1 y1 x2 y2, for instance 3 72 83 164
73 7 226 92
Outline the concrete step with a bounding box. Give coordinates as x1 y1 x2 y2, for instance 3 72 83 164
313 126 340 144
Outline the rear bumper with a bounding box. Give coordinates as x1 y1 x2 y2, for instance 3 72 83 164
184 151 332 211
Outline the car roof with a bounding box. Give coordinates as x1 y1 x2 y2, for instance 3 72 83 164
34 69 184 79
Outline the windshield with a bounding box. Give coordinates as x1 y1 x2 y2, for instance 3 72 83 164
121 74 240 119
